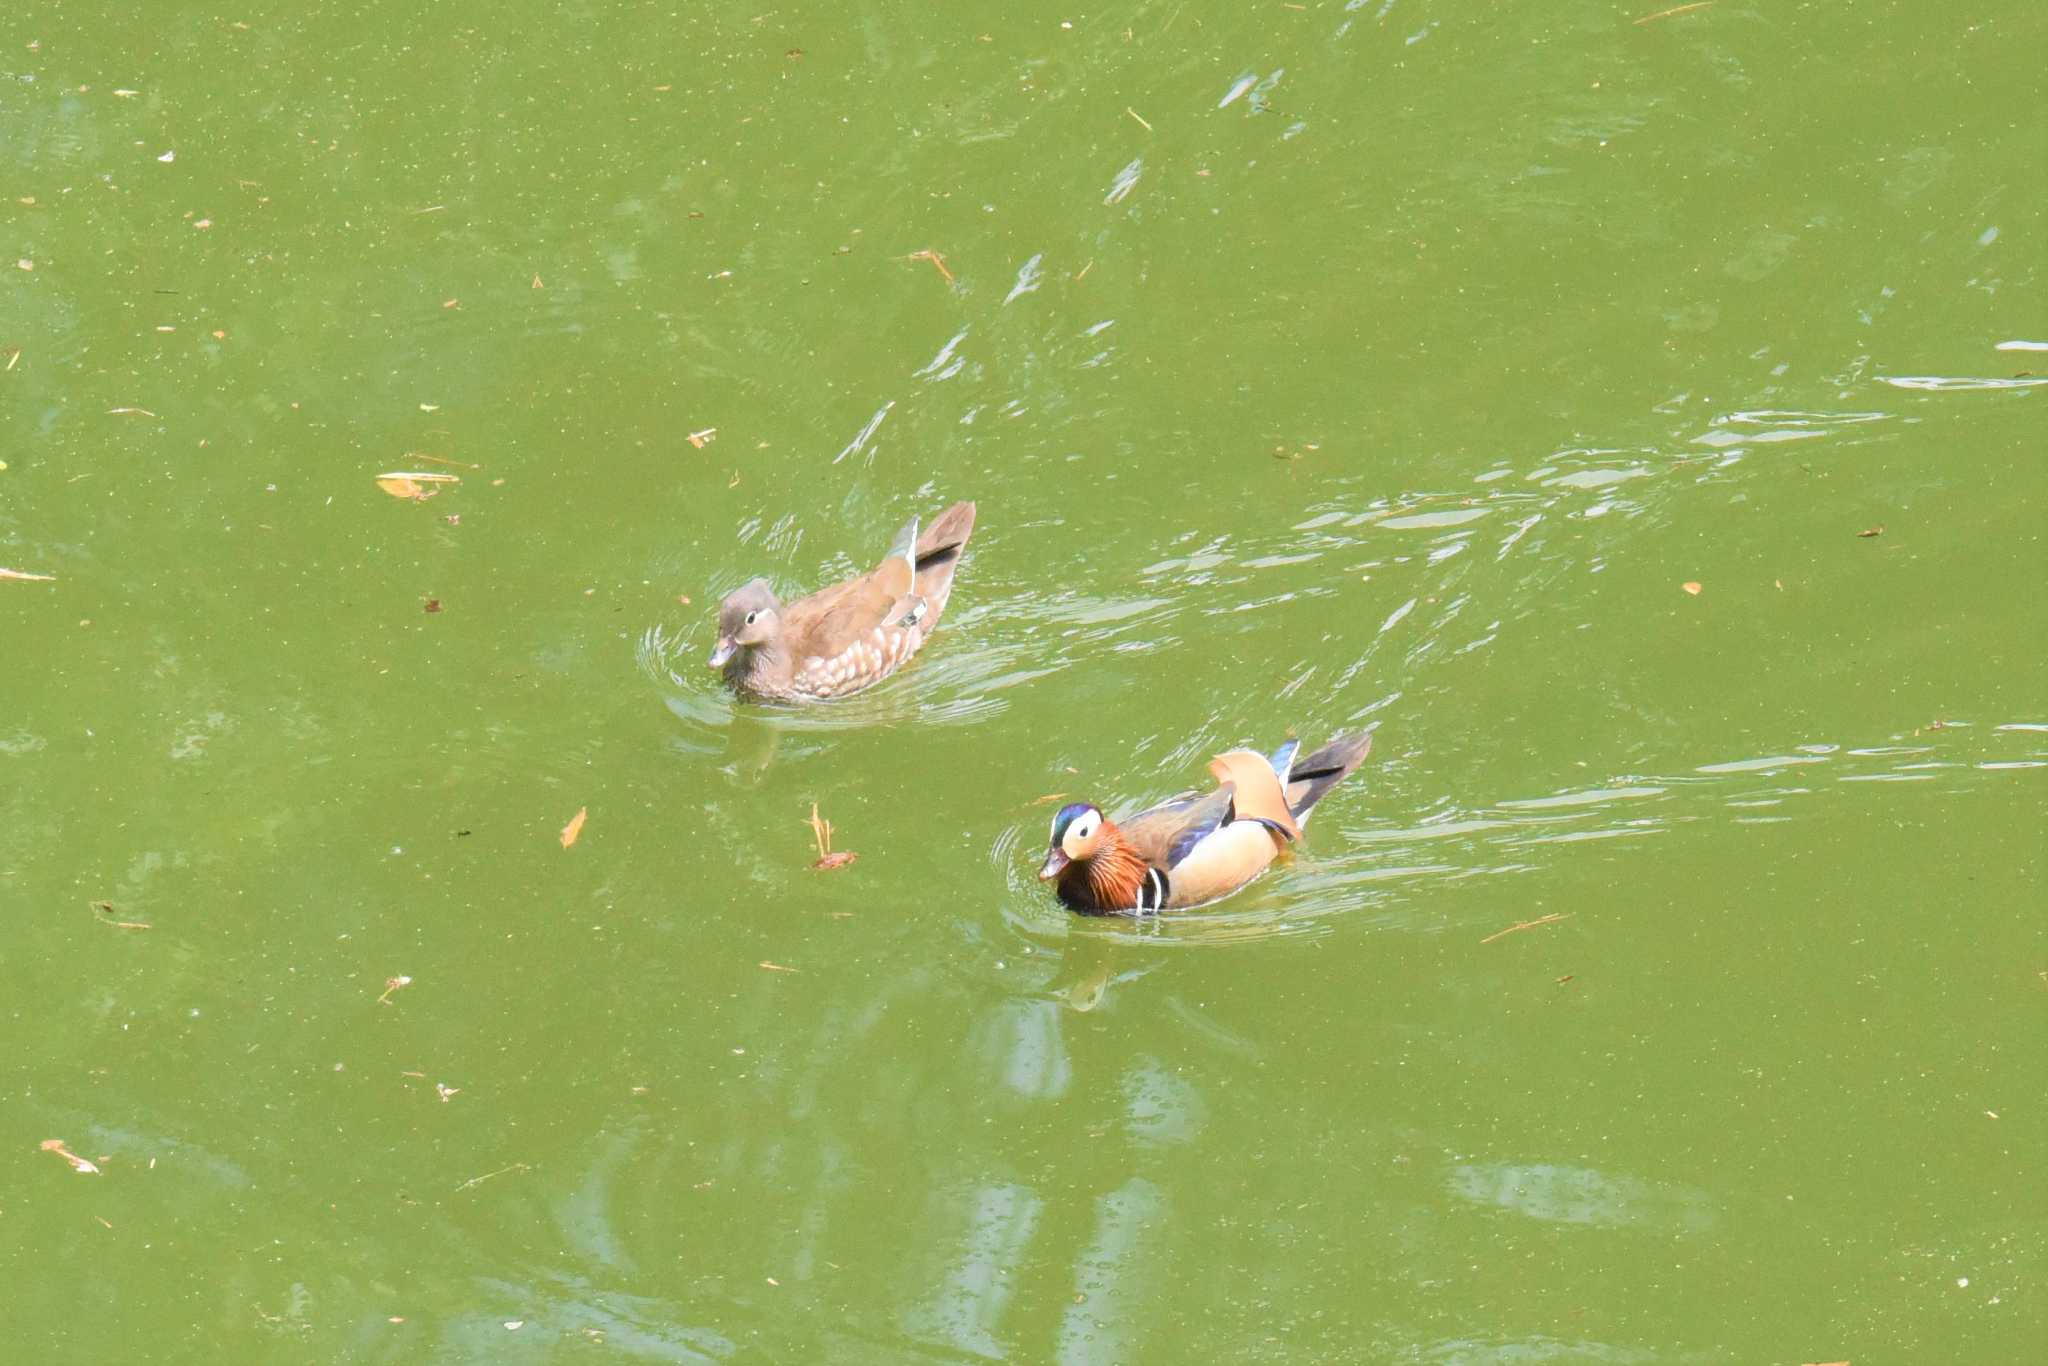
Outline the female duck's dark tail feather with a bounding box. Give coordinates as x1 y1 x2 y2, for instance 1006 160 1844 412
1285 733 1373 826
914 501 976 571
911 500 977 625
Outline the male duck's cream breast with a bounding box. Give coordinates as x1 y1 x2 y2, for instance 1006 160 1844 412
1165 820 1285 908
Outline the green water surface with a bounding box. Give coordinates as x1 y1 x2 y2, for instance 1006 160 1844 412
4 2 2044 1361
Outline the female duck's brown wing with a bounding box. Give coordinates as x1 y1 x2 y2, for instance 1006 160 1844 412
778 518 922 662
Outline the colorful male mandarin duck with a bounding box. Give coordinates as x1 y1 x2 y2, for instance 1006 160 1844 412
709 500 976 702
1038 733 1372 915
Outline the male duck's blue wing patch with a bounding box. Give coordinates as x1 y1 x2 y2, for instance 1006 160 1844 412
1266 739 1301 782
1162 787 1238 869
1119 785 1240 870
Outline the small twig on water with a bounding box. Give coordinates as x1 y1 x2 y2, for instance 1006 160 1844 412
452 1162 530 1193
907 249 955 284
89 900 150 929
1481 912 1570 944
806 802 857 871
1633 1 1713 24
1126 107 1152 132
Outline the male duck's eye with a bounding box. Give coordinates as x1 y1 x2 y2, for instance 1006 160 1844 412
744 610 759 626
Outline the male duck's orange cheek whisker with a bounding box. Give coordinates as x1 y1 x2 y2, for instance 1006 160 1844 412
1083 840 1150 908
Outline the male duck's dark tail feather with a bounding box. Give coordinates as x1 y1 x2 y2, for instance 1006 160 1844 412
912 501 977 622
1284 733 1373 826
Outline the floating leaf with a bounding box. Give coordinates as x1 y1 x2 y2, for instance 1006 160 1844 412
1857 525 1884 538
1 568 57 582
376 470 459 501
1681 581 1702 595
813 850 858 872
560 807 588 848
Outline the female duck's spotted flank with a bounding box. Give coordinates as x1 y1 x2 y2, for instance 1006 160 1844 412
709 500 976 703
1039 733 1372 915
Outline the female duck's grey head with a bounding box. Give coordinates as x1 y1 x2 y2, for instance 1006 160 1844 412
708 579 783 668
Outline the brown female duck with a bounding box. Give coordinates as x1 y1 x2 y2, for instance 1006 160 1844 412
1039 733 1372 915
709 500 976 702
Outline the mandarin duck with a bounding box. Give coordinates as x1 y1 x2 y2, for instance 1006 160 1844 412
1038 733 1372 915
709 500 976 702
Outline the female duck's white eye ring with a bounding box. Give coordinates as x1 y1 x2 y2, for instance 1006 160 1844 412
744 610 759 626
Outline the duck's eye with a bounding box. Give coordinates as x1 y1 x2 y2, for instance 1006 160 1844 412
744 610 759 626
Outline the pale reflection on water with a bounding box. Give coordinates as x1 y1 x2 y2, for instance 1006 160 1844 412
1448 1161 1717 1232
